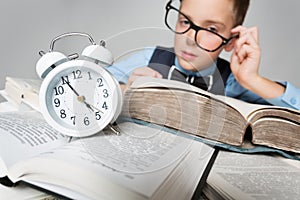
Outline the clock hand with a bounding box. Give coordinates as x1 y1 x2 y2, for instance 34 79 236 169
65 81 104 114
65 81 94 111
81 102 119 134
83 100 104 114
65 81 80 97
79 99 118 134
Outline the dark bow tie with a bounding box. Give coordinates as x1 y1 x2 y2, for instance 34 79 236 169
168 66 213 91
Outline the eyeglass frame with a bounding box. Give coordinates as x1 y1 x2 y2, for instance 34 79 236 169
164 0 239 52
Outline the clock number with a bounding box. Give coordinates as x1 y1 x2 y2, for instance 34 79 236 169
84 116 90 126
72 70 82 79
103 89 109 98
71 116 76 125
60 109 66 119
102 102 108 110
88 72 93 80
54 98 60 107
95 111 101 120
61 76 70 85
54 86 64 95
97 78 104 87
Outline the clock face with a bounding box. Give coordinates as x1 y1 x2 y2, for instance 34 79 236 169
39 60 122 137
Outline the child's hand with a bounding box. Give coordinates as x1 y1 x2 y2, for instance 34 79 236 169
230 26 261 90
230 26 285 99
127 67 162 87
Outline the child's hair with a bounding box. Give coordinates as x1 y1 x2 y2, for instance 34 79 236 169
233 0 250 26
179 0 250 27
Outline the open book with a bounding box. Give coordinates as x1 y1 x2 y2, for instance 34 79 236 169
203 150 300 199
122 77 300 157
0 110 216 200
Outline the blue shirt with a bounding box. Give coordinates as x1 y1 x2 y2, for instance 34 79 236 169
106 47 300 110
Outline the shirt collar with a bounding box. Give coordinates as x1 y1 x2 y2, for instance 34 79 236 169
174 57 217 77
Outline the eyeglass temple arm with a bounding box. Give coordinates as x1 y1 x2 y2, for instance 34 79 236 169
230 34 239 40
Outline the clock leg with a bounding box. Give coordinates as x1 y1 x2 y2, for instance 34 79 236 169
107 123 121 135
68 136 73 143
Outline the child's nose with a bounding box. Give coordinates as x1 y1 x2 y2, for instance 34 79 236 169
185 29 197 46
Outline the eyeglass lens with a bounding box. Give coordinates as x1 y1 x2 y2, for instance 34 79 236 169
166 8 224 52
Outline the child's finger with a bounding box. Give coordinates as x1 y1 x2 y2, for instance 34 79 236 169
236 44 249 63
243 27 259 43
132 67 162 78
128 67 162 86
235 30 259 52
231 25 246 34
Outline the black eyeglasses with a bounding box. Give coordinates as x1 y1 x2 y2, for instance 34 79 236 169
164 0 238 52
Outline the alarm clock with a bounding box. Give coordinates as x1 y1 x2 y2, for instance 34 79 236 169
36 32 123 137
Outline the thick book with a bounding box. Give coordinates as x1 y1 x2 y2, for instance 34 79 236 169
122 77 300 158
0 110 216 200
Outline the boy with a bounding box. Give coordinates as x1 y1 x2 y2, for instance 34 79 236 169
107 0 300 110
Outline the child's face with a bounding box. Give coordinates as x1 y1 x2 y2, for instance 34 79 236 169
174 0 235 71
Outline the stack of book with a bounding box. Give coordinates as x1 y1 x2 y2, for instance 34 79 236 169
0 77 216 200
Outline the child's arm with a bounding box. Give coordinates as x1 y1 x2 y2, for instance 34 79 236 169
230 26 285 99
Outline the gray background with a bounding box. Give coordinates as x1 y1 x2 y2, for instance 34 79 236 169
0 0 299 90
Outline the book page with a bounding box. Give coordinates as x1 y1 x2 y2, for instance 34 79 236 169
0 100 19 113
9 122 213 199
130 76 213 97
0 111 68 171
214 95 269 118
207 151 300 199
130 77 270 119
5 77 41 93
2 77 41 112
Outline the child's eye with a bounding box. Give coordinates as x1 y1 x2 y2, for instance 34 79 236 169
178 19 190 27
182 19 190 25
207 26 218 33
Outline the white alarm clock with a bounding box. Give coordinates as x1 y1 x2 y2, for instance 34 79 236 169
36 32 123 137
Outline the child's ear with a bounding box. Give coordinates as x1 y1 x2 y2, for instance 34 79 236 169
224 39 235 52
